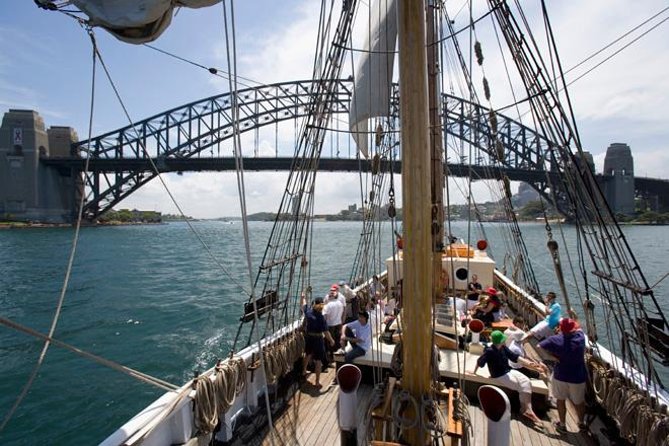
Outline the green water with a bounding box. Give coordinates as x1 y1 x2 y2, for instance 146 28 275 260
0 221 667 444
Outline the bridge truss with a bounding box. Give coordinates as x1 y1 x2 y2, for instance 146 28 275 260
46 79 649 220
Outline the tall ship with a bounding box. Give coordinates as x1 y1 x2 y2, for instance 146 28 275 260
1 1 668 445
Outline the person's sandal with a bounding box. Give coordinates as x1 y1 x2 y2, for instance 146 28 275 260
553 421 567 433
522 412 542 425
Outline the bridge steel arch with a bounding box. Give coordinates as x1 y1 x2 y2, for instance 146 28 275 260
442 94 567 211
71 80 352 220
68 79 576 220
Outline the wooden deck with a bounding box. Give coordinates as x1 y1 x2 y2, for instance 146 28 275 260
223 366 609 446
335 343 550 395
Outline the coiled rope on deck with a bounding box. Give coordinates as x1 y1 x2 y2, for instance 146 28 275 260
645 415 669 446
590 359 609 405
619 391 645 440
263 346 279 386
589 355 669 444
194 374 219 434
193 357 248 434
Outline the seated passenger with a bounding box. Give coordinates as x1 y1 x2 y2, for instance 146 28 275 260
472 330 544 424
466 274 483 310
523 291 561 342
470 287 501 326
340 310 372 363
505 317 547 379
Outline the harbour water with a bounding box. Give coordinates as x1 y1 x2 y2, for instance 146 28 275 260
0 221 667 444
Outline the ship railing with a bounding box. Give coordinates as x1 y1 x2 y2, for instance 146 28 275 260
494 270 669 409
100 321 302 445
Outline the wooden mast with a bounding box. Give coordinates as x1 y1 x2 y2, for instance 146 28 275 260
398 0 432 443
427 1 445 303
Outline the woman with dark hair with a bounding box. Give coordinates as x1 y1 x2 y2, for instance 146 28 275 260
471 287 502 326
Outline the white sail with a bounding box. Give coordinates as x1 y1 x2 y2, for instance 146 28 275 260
71 0 221 44
349 0 397 158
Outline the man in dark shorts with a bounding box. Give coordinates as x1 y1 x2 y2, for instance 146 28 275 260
302 296 334 388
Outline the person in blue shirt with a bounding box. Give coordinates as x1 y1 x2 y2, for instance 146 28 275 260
340 310 372 364
301 296 335 388
472 330 544 424
538 318 587 433
523 291 561 341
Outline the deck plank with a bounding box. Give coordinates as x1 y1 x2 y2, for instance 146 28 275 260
250 368 601 446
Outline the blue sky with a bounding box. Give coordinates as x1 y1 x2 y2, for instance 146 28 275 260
1 0 667 218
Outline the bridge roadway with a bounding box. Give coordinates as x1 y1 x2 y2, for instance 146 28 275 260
42 156 558 183
44 156 669 196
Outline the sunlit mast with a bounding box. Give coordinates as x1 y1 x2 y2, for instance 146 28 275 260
398 0 433 443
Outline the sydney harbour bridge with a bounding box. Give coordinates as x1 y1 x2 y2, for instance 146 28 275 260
17 78 669 221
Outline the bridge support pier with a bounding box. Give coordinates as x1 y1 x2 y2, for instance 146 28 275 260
0 109 80 224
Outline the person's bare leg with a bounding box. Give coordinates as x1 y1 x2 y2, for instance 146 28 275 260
574 401 585 425
302 354 312 375
314 360 322 387
520 392 540 423
557 399 567 425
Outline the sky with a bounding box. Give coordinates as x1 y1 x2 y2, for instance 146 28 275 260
1 0 667 218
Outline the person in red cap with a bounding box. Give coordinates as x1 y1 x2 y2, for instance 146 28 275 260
469 287 502 326
322 285 345 360
324 284 346 323
537 318 587 433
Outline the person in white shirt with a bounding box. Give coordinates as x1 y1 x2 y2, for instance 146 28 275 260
325 283 346 322
338 280 357 322
368 295 385 335
505 316 546 379
340 310 372 363
323 285 345 353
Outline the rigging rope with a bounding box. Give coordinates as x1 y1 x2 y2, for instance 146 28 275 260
0 316 178 392
219 0 276 441
0 27 98 432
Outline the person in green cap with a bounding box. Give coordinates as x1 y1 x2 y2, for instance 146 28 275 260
472 330 544 424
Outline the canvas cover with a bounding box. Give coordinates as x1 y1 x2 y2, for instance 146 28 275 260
72 0 221 44
348 0 397 158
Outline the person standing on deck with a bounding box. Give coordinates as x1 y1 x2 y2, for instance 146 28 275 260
339 280 358 322
472 330 543 424
302 296 335 388
523 291 561 342
466 274 483 310
325 283 347 323
369 275 385 298
323 286 345 358
537 318 587 433
340 310 371 364
368 295 385 335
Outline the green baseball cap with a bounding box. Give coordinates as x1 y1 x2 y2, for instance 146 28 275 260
491 330 507 345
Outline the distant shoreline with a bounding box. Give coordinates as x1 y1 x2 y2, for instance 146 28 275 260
0 221 164 229
2 219 666 230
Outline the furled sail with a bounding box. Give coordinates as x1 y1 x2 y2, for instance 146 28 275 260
349 0 397 158
70 0 221 44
